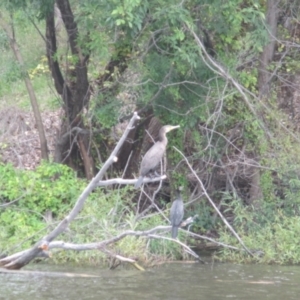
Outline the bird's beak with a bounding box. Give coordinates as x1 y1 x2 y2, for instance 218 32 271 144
169 125 180 132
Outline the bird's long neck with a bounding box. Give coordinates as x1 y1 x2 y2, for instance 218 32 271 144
175 190 182 200
158 130 168 147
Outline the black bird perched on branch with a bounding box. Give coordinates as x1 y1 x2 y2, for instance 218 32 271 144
134 125 180 189
170 189 184 239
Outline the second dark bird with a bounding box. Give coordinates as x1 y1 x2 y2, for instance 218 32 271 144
170 189 184 239
135 125 180 189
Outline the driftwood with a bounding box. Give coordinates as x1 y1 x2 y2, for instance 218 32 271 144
0 112 140 269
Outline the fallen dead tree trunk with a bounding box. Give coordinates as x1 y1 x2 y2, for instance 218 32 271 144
0 220 205 270
0 112 140 270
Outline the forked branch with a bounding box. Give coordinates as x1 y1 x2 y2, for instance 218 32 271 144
0 112 140 269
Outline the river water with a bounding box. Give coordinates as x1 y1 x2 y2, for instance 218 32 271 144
1 262 300 299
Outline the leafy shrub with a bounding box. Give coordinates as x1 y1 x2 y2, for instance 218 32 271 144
0 209 45 250
0 162 84 253
0 162 83 215
0 166 180 264
218 199 300 264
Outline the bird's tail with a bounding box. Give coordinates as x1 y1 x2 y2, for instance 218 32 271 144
134 176 144 189
171 226 179 239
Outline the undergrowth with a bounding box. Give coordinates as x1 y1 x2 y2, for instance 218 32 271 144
0 162 183 265
217 199 300 264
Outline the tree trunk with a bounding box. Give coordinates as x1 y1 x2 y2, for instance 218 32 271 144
250 0 279 205
46 0 133 178
258 0 279 97
248 167 263 209
45 1 94 179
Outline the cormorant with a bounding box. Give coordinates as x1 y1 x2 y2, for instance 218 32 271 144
135 125 180 189
170 189 184 238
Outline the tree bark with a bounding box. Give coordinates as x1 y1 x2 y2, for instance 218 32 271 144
46 0 135 178
247 167 263 208
45 1 94 179
258 0 279 97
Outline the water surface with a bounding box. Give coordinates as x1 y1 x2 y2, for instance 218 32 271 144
1 262 299 299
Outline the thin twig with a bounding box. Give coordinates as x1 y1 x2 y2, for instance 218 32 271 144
173 146 253 256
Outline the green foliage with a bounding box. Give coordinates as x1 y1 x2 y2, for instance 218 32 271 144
218 212 300 264
192 201 217 232
31 0 55 20
0 9 50 109
0 29 10 50
137 209 185 260
0 209 45 249
1 0 27 11
200 0 267 55
148 236 184 260
238 69 258 91
26 162 83 214
0 60 23 96
51 188 184 264
140 50 212 128
3 0 300 266
0 162 84 253
218 181 300 264
260 171 276 203
28 55 49 79
91 94 119 129
0 165 185 264
110 0 148 31
0 162 83 214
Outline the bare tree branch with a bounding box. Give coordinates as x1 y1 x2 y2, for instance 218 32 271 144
97 175 167 187
187 23 300 144
0 112 140 269
173 146 253 256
